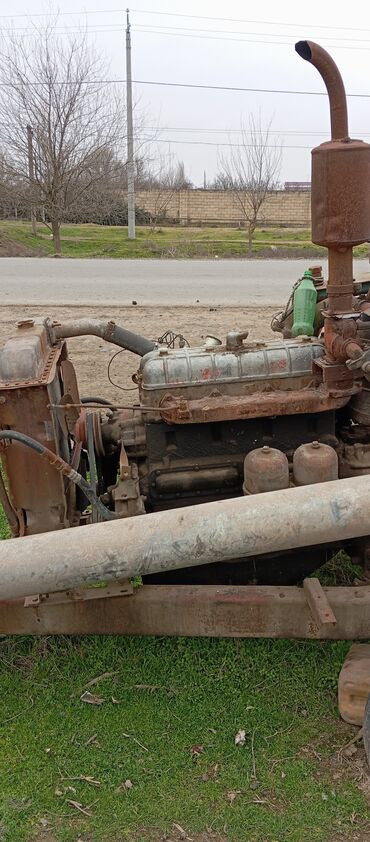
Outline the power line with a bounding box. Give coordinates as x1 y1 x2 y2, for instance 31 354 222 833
144 136 310 149
143 125 370 137
131 8 370 36
134 28 370 52
3 22 370 53
0 77 370 98
0 8 125 18
0 6 368 37
134 22 370 46
131 79 370 99
3 19 370 45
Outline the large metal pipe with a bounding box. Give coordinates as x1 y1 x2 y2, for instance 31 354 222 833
295 40 366 359
0 475 370 601
52 319 156 357
295 40 348 140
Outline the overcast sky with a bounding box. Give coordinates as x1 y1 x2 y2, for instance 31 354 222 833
2 0 370 185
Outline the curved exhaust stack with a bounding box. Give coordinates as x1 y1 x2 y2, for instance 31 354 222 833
296 40 370 365
295 41 348 140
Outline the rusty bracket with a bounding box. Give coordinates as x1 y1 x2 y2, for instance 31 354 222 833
23 580 133 608
303 577 337 625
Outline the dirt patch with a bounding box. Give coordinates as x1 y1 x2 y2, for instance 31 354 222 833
30 834 59 842
0 304 277 406
0 234 39 257
128 831 228 842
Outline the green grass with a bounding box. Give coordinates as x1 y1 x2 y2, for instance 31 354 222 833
1 220 369 259
1 634 369 842
0 504 369 841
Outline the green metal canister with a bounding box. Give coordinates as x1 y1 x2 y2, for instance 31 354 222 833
291 270 317 337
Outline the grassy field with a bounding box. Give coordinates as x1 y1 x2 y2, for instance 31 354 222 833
0 490 369 842
1 220 369 260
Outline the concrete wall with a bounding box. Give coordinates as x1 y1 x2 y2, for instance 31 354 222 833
136 189 311 227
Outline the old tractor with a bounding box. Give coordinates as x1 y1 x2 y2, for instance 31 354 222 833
1 40 370 672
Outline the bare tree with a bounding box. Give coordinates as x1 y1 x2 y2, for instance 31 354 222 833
141 150 192 230
219 116 282 254
0 23 126 253
210 171 235 190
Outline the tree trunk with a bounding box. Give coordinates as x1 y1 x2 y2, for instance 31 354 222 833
247 225 254 256
51 218 61 255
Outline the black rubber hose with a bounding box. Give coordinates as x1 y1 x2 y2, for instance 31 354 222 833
0 430 117 521
81 397 117 408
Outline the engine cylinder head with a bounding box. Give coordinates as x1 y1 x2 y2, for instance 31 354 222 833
243 446 289 495
293 441 338 486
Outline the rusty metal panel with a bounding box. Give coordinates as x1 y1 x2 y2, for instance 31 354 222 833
158 383 356 424
0 320 74 534
303 577 337 625
1 585 370 638
311 140 370 248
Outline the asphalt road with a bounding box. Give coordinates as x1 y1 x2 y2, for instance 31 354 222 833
0 257 368 307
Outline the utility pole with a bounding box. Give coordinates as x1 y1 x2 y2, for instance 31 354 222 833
126 9 135 239
27 124 37 236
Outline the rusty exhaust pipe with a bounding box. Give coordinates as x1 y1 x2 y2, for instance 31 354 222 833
1 475 370 600
296 40 370 365
295 41 348 140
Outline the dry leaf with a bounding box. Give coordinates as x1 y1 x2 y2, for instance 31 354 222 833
173 823 187 839
79 775 101 787
252 795 269 805
201 763 220 782
227 790 241 805
63 774 101 788
111 697 120 705
54 787 63 797
190 744 204 757
343 743 358 758
117 779 133 792
83 671 118 690
66 799 93 817
235 729 246 746
85 733 99 746
80 691 105 706
39 818 49 828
